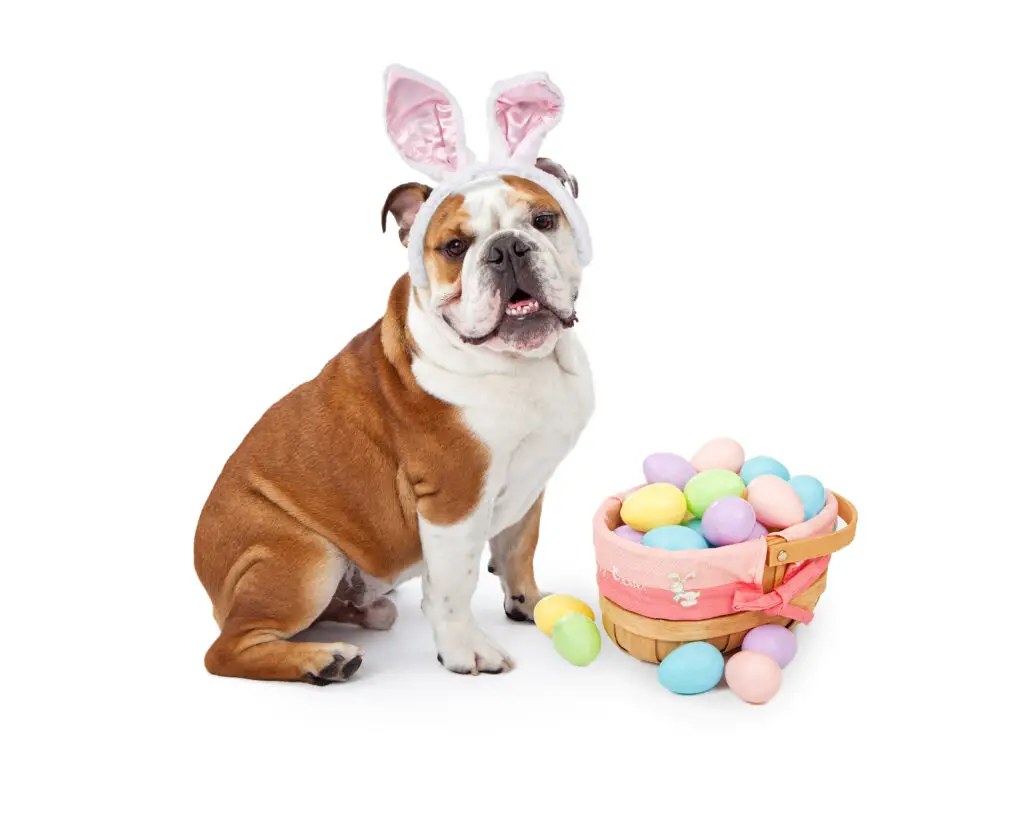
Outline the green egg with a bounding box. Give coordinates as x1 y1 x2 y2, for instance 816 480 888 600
551 612 602 667
685 469 746 517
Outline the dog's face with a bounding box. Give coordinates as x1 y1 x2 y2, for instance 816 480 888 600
383 164 582 357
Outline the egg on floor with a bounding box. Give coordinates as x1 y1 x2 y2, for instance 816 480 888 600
725 650 782 704
741 624 798 668
658 642 725 695
534 594 595 637
551 613 602 667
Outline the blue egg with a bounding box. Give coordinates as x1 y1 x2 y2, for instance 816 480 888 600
789 475 826 521
658 641 725 695
740 455 791 485
642 525 708 551
683 518 705 536
683 517 730 548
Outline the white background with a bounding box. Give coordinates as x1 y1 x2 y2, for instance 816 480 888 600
2 1 1020 816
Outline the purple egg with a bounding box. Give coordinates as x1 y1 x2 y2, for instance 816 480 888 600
642 452 697 490
614 524 645 543
741 624 798 668
749 522 768 539
701 496 757 547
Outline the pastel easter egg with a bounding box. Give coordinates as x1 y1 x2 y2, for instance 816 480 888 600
683 518 705 537
701 497 757 547
534 594 595 637
740 455 791 485
725 650 783 704
691 437 745 473
620 483 688 532
789 475 827 521
658 642 725 695
614 524 645 543
742 624 798 668
684 469 746 518
642 452 697 489
642 525 708 551
745 475 805 529
749 522 768 539
552 613 602 666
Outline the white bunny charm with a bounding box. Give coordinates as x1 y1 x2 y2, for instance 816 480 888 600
668 572 701 607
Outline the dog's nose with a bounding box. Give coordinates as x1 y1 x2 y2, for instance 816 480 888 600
486 235 532 269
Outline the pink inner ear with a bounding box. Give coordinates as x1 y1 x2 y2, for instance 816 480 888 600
386 73 462 174
493 80 562 159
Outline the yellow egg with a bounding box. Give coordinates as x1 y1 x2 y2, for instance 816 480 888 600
534 594 595 637
620 482 688 532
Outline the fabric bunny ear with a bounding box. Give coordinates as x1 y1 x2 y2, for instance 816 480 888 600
384 64 472 181
487 73 565 164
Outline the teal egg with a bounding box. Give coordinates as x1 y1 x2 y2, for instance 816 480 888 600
789 475 826 521
657 642 725 695
683 518 705 536
740 456 791 485
642 525 708 551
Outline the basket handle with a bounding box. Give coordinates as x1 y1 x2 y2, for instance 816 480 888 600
765 492 858 567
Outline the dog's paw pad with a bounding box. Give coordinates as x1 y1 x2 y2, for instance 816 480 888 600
307 653 362 685
435 629 514 675
503 590 547 624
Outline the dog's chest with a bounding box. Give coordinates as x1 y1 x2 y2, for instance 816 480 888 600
471 364 591 533
413 338 594 536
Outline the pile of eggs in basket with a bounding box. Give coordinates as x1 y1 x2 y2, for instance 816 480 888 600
616 437 827 704
615 437 828 550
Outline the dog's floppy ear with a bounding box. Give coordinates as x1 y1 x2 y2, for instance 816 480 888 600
536 157 579 199
382 182 432 247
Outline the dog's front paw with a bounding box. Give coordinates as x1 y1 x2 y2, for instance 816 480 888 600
435 625 514 675
504 589 549 623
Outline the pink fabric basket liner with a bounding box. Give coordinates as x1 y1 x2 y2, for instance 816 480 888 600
593 489 839 622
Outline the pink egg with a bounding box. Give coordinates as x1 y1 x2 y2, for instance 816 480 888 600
690 437 745 473
725 650 782 704
745 475 805 529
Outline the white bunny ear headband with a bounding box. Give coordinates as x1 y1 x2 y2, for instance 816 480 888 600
383 64 592 288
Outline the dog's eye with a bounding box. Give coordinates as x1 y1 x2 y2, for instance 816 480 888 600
532 213 556 231
443 239 468 258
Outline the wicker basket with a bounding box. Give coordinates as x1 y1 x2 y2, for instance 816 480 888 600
597 493 858 663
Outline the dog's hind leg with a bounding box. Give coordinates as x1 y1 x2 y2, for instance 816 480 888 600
315 560 398 631
488 492 548 623
204 538 364 685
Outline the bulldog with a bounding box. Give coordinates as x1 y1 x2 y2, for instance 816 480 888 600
194 67 594 683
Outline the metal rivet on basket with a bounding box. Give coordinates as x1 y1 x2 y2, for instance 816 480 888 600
778 550 788 561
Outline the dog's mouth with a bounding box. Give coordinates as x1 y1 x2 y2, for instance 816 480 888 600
451 288 578 347
504 288 543 319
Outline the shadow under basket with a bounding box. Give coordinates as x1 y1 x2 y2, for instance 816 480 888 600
597 493 859 664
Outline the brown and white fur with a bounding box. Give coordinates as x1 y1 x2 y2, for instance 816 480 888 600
194 169 593 683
